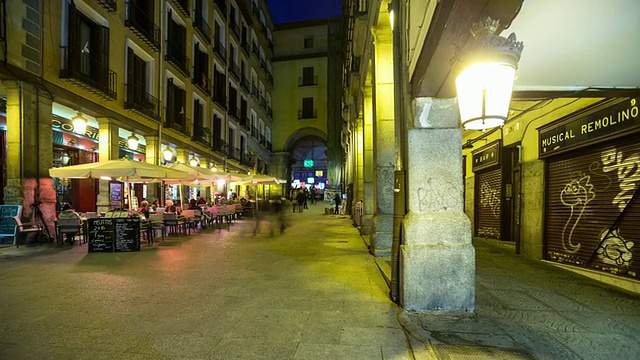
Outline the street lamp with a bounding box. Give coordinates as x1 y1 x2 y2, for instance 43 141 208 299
127 134 139 150
71 112 87 135
163 147 174 162
455 17 524 131
190 157 199 167
61 153 70 165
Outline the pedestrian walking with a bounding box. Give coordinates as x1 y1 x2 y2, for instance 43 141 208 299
333 193 342 214
296 190 306 213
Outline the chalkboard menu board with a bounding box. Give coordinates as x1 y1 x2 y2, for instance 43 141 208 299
88 218 114 252
88 217 140 253
114 218 140 252
0 205 22 243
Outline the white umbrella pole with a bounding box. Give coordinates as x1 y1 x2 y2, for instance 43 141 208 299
126 181 131 211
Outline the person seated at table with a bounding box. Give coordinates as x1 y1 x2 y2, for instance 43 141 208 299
58 203 82 244
138 200 150 219
165 200 180 214
151 199 159 211
187 198 200 210
197 196 207 205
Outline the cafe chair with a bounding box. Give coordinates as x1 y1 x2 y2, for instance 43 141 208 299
148 213 165 242
55 217 85 245
163 213 187 235
12 216 44 248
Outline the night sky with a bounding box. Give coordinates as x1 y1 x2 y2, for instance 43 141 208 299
266 0 342 24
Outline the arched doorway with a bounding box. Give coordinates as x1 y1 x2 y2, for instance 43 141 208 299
289 137 327 201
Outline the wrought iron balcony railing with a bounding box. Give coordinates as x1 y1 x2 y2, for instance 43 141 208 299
266 141 272 152
267 71 273 85
251 43 259 58
298 109 317 119
298 76 318 86
241 77 250 91
212 86 227 109
125 1 160 50
214 39 227 63
165 114 192 137
259 134 266 146
165 40 190 76
251 126 258 138
124 84 160 120
230 20 240 39
59 46 117 100
171 0 189 17
97 0 117 11
193 15 212 44
193 71 211 95
214 0 227 18
229 62 240 80
193 126 212 147
212 138 228 155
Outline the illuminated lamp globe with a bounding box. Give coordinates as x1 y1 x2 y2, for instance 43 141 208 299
127 134 139 150
71 112 87 135
455 17 523 131
190 157 199 167
163 147 174 161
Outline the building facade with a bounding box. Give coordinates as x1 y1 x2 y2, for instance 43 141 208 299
1 0 277 230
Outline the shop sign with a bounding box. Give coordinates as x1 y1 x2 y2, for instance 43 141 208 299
472 140 501 172
52 117 99 141
538 98 639 158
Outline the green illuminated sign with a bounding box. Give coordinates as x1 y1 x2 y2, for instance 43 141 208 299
303 159 314 168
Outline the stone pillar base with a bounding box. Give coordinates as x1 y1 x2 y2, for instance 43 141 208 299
370 213 393 256
401 212 475 312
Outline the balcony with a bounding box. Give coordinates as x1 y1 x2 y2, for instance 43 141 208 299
229 106 241 121
193 72 211 95
259 134 266 146
171 0 189 17
298 109 317 119
267 71 273 85
266 105 272 118
229 147 240 161
251 126 258 138
239 113 249 129
212 87 227 109
298 76 318 86
266 141 272 152
165 115 192 137
230 19 240 40
193 15 212 44
259 59 266 70
251 2 259 17
229 62 240 80
124 85 160 120
165 41 190 76
240 153 253 167
241 77 250 92
213 39 227 63
258 95 266 108
241 39 250 55
59 46 117 100
214 0 227 18
125 1 160 50
212 138 228 155
251 43 259 58
251 85 258 98
193 127 212 147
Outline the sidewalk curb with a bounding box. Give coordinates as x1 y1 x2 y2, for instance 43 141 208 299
397 310 439 360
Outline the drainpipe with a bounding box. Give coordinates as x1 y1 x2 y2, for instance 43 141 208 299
390 0 407 303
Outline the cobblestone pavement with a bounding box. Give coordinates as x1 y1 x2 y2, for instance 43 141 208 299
399 239 640 360
0 203 412 360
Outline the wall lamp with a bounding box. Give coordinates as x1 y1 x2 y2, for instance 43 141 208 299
71 112 87 135
163 147 174 162
455 17 524 131
189 157 199 167
127 134 139 150
61 153 70 165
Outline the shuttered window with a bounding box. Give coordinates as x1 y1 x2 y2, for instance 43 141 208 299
545 135 640 279
475 168 502 239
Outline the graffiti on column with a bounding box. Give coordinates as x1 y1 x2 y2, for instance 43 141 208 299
479 181 500 217
417 178 457 212
596 227 634 267
560 175 596 253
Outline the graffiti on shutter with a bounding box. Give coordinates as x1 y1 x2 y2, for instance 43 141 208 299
475 167 502 239
545 134 640 279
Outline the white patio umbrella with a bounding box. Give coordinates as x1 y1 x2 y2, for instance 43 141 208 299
49 158 190 209
238 174 286 212
163 163 244 206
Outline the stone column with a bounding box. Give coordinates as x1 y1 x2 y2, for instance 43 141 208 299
176 148 188 164
369 27 395 256
362 85 374 235
401 98 475 312
3 80 56 234
270 152 291 197
144 135 161 202
353 114 365 205
96 118 120 213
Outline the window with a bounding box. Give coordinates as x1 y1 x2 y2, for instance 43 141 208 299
300 66 316 86
125 47 158 118
193 43 210 93
166 77 186 132
304 37 313 49
166 11 188 75
299 97 316 119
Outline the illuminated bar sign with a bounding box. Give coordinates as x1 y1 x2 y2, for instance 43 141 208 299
538 98 639 158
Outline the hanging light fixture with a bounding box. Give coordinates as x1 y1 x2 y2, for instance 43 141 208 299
127 134 139 150
455 17 524 131
71 112 87 134
211 164 218 172
190 157 199 167
61 153 70 165
163 147 174 161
